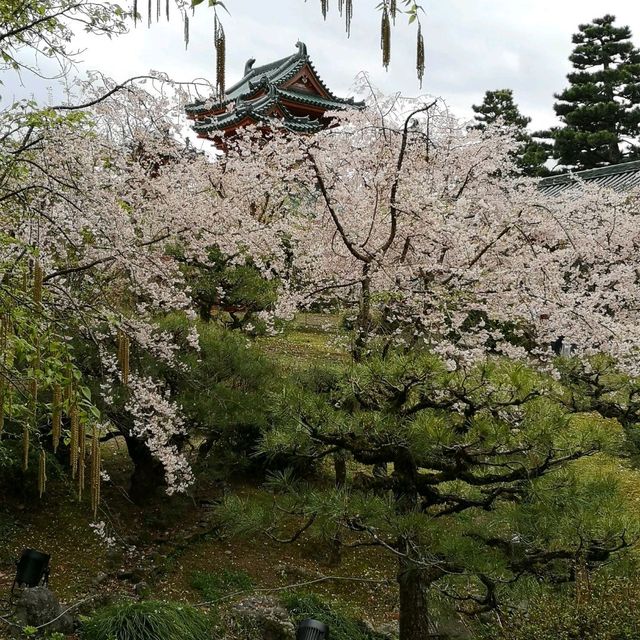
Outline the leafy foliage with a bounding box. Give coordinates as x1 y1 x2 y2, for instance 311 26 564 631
82 600 211 640
0 0 128 76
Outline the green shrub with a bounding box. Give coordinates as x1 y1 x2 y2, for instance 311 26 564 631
491 577 640 640
282 592 386 640
82 600 211 640
190 569 254 602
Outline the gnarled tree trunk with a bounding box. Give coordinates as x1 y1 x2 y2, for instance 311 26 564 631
124 435 166 504
398 555 432 640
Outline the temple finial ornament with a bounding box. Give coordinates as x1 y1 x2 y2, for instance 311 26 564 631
295 41 308 57
244 58 256 76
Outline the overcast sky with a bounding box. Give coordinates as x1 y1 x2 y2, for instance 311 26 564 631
5 1 640 142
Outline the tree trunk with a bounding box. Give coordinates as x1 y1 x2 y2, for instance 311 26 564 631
125 435 166 504
393 448 432 639
397 555 432 640
354 263 371 361
327 453 346 566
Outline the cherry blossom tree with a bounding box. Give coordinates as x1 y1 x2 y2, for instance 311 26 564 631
0 78 293 501
227 85 640 372
216 86 640 640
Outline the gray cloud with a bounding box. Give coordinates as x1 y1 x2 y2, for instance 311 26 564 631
3 1 640 135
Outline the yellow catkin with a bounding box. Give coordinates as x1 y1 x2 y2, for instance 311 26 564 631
183 11 189 49
23 377 37 470
381 7 391 70
0 378 5 435
38 451 47 498
33 259 43 306
390 0 397 23
91 426 101 519
33 334 40 373
0 316 5 434
52 383 62 452
417 23 425 88
215 15 226 101
70 403 79 477
78 423 86 500
22 425 29 471
118 331 130 386
345 0 353 36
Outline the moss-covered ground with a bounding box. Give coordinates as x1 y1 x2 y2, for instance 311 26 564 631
0 315 396 639
2 315 640 639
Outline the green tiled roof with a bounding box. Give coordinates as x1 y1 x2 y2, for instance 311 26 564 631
185 41 364 127
192 92 326 135
539 160 640 196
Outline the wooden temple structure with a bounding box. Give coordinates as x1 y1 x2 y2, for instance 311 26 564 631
185 41 364 148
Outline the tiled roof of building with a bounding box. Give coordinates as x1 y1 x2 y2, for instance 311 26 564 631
185 41 364 141
538 160 640 196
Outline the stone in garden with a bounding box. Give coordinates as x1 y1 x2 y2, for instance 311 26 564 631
230 595 295 640
13 586 74 635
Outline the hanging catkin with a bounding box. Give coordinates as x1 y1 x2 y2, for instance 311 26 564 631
321 0 328 20
381 7 391 70
345 0 353 37
38 451 47 498
147 0 151 27
91 425 101 519
33 259 43 306
117 330 130 386
78 422 86 500
70 403 79 478
52 383 62 452
184 12 190 49
133 0 138 25
22 425 29 470
24 377 37 470
156 0 160 22
166 0 169 21
0 378 5 435
417 23 425 87
390 0 397 23
0 318 4 434
214 15 226 101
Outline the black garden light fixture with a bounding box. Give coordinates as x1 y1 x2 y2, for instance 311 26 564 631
297 619 329 640
14 549 50 590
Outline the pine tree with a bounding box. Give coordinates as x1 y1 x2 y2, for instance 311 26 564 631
551 14 640 170
472 89 550 177
225 354 633 640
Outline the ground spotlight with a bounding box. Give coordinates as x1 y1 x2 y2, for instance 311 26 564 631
14 549 50 589
297 618 329 639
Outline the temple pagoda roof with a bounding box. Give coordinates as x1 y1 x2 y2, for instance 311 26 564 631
185 41 364 143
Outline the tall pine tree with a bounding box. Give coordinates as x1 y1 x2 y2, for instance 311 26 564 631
552 14 640 170
472 89 550 177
